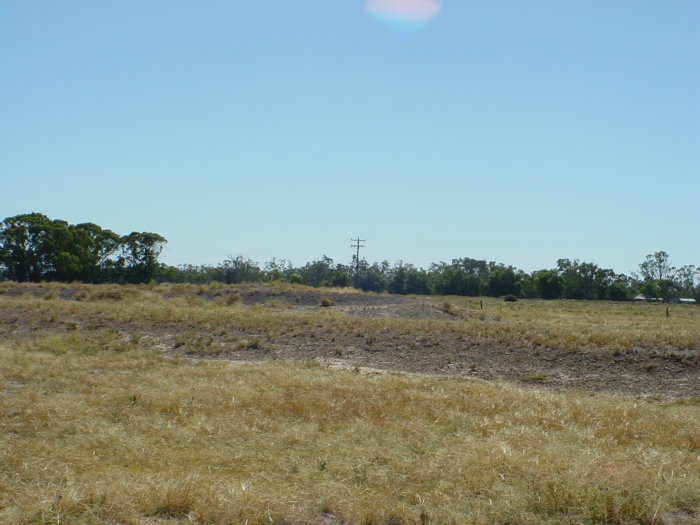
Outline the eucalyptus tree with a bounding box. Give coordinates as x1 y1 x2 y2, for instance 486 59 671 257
0 213 54 282
120 232 168 283
72 223 121 282
639 251 675 281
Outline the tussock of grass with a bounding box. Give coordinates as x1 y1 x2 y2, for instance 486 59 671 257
519 372 551 383
173 332 218 354
217 290 241 305
1 338 698 524
437 301 461 317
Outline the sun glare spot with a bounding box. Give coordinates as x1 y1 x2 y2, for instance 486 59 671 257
365 0 442 30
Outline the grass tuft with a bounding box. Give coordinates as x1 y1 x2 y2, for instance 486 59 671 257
320 296 336 307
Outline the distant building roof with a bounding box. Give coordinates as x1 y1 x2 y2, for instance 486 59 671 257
634 294 663 302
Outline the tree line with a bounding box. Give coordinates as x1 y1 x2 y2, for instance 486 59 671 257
1 213 698 302
162 253 695 302
0 213 166 283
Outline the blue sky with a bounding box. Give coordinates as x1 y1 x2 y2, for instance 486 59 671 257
2 1 698 275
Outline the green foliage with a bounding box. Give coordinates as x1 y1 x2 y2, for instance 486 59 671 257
636 253 695 303
607 280 629 301
0 213 166 284
388 263 429 295
297 256 334 286
264 258 294 281
558 259 596 300
329 270 352 287
72 222 121 282
4 214 696 307
656 279 679 303
556 259 624 301
534 270 562 300
675 264 698 296
485 264 520 297
0 213 55 282
121 232 167 283
355 260 390 292
639 251 674 281
429 258 486 296
219 255 264 284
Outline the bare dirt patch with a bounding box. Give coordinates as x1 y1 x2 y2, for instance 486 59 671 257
1 284 698 399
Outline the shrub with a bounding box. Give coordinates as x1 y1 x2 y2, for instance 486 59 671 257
320 297 335 307
329 271 351 287
438 302 459 316
220 290 241 305
503 294 518 302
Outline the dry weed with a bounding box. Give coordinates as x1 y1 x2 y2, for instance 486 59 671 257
1 335 698 524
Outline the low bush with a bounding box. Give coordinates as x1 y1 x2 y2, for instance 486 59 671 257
320 297 335 307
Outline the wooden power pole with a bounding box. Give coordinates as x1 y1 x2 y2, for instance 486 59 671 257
351 237 366 285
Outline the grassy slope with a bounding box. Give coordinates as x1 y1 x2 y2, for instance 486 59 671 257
3 282 700 353
0 283 699 524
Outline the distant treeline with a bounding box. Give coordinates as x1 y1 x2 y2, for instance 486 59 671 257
1 213 698 302
159 253 699 302
0 213 166 284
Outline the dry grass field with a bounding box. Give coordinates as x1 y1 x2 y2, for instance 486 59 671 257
0 282 698 524
425 295 700 353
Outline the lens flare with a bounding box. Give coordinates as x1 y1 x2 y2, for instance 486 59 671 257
366 0 442 30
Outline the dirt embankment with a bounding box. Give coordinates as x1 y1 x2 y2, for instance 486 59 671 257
222 287 697 399
1 285 698 399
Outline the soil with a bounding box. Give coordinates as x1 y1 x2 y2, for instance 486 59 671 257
1 285 698 399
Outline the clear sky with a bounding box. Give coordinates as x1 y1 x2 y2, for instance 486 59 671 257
2 1 698 275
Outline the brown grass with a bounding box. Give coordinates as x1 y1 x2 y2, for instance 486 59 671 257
0 283 698 523
424 295 700 352
3 282 699 352
1 328 699 524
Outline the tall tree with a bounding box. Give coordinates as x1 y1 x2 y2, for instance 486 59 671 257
485 263 520 297
0 213 54 282
674 265 697 296
533 269 562 299
356 260 390 292
264 258 293 281
72 223 121 282
298 256 336 286
219 256 264 284
120 232 167 283
639 251 674 281
388 263 408 295
557 259 614 300
42 219 82 281
403 265 430 295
